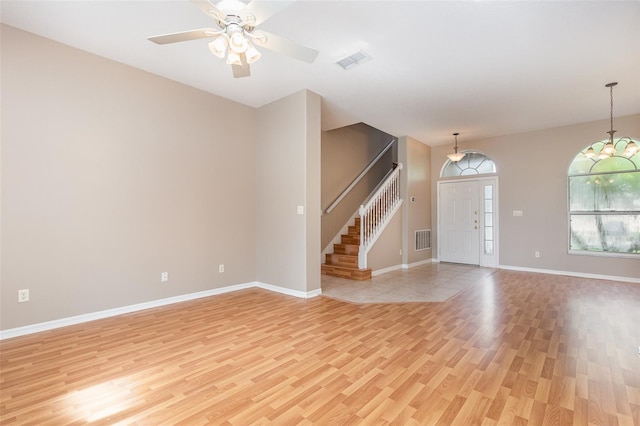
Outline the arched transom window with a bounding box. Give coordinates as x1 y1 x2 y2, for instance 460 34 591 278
568 139 640 256
440 152 496 178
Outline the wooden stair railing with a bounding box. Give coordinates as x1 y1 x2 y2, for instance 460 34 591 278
321 218 372 281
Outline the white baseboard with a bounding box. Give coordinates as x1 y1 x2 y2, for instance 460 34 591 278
372 264 404 276
255 282 322 299
0 282 322 340
499 265 640 284
403 258 435 269
372 258 434 276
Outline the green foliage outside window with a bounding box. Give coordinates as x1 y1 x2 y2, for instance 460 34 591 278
568 139 640 255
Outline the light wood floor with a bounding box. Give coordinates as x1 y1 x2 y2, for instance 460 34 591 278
1 270 639 425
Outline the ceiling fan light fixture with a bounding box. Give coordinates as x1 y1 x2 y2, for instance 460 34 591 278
245 42 261 63
226 51 242 66
208 35 228 58
247 31 267 45
228 29 248 53
148 0 319 78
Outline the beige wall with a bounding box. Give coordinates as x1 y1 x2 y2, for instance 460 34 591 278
399 136 432 265
431 114 640 280
255 90 321 293
367 210 403 271
362 135 433 272
1 25 259 329
321 123 395 249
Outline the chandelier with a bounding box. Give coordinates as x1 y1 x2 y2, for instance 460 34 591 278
447 133 465 162
584 82 639 160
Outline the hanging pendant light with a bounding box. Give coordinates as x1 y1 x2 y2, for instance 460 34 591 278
447 133 465 162
584 82 639 160
623 140 639 157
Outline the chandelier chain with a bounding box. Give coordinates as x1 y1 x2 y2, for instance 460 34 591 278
609 83 614 134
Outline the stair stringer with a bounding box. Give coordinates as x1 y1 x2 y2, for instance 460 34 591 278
321 209 360 263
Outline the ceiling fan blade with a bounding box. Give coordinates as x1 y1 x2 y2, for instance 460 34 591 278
240 0 295 27
148 28 221 45
252 30 318 63
232 54 251 78
190 0 227 23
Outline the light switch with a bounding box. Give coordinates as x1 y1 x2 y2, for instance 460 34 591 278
513 210 523 217
297 205 304 215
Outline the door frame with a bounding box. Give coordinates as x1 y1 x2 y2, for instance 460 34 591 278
437 176 499 267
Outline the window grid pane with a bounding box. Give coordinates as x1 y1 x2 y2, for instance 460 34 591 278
441 152 496 178
568 143 640 256
484 185 494 255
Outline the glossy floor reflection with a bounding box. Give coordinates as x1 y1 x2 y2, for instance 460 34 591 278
321 262 497 303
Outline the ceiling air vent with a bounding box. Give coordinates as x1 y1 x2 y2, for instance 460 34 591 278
335 50 372 70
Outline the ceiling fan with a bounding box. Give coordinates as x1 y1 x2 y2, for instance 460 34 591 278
148 0 319 78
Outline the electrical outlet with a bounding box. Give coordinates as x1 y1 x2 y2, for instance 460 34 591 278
18 289 30 303
219 264 224 273
161 272 168 282
535 251 540 258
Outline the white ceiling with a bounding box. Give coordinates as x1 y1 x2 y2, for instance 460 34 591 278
2 0 639 146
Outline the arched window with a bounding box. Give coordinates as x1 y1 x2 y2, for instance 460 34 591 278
568 139 640 256
440 151 496 178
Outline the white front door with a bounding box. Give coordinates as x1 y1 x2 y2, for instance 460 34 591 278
439 181 480 264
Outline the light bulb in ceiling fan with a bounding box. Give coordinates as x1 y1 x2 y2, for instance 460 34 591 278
226 51 242 66
228 30 248 53
208 35 227 58
245 42 261 63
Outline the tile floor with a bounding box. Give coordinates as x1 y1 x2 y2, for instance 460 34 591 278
321 262 497 303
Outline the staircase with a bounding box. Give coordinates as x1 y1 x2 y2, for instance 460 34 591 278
321 218 372 281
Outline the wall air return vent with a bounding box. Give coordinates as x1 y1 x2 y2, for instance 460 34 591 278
335 50 372 70
415 229 431 251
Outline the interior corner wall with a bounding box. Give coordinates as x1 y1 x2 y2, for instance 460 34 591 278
399 136 432 266
430 113 640 280
305 92 322 292
1 25 257 330
255 90 321 293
